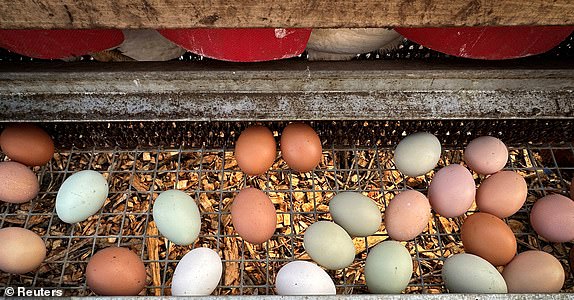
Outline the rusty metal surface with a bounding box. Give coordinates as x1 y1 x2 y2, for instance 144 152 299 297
0 59 573 122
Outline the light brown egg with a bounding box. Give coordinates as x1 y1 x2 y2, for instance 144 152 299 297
385 190 431 241
502 250 565 293
0 124 54 166
86 247 147 296
464 136 508 175
234 125 276 176
530 194 574 242
0 227 46 274
0 161 39 204
461 212 517 266
231 187 277 244
476 171 527 218
280 123 322 172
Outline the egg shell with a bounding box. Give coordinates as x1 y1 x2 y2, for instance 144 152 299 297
461 212 516 266
235 125 277 176
464 136 508 175
0 227 46 274
0 124 54 166
231 187 277 244
86 247 146 296
428 164 476 218
393 132 441 177
502 250 565 293
275 261 336 295
0 161 39 204
280 123 322 173
385 190 431 241
171 247 222 296
530 193 574 242
329 192 381 237
303 221 355 270
56 170 109 224
153 189 200 245
442 253 507 293
365 241 413 294
476 171 527 218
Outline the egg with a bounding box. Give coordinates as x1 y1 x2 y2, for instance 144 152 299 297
393 132 441 177
118 29 186 61
0 123 54 166
502 250 565 293
461 212 516 266
328 192 381 237
476 171 527 218
171 247 222 296
428 164 476 218
442 253 507 293
86 247 146 295
280 123 322 172
231 187 277 244
530 193 574 242
464 136 508 175
385 190 431 241
0 227 46 274
365 241 413 293
234 125 277 176
303 221 355 270
56 170 109 223
153 189 201 245
275 261 336 295
0 161 39 204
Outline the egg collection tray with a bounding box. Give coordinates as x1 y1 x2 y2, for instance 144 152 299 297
0 121 573 296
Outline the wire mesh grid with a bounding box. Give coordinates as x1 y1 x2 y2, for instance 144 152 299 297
0 142 573 296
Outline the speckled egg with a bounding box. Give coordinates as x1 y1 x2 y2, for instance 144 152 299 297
502 250 565 293
428 164 476 218
393 132 441 177
303 221 355 270
56 170 109 224
464 136 508 175
0 161 39 204
329 192 381 237
86 247 147 296
476 170 527 218
530 193 574 242
275 261 336 295
385 190 431 241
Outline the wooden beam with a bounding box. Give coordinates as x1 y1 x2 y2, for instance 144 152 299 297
1 0 574 29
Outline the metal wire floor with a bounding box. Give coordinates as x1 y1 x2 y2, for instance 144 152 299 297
0 143 573 296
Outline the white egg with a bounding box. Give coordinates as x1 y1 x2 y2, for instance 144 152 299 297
394 132 441 177
303 221 355 270
118 29 186 61
329 192 381 237
442 253 507 293
275 261 336 295
171 247 222 296
153 189 201 245
56 170 108 223
365 241 413 293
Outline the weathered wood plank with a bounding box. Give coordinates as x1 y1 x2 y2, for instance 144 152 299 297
1 0 574 29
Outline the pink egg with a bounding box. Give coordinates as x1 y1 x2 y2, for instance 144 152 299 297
385 190 431 241
464 136 508 175
530 194 574 242
428 164 476 218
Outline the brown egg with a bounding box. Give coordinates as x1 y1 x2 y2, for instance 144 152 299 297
231 187 277 244
464 136 508 175
476 171 527 218
461 212 517 266
0 227 46 274
86 247 147 296
280 123 322 172
530 194 574 242
502 250 565 293
0 161 39 204
0 124 54 166
234 125 276 176
385 190 432 241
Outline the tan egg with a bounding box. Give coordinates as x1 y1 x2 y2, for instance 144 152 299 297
280 123 322 173
0 124 54 166
461 212 517 266
385 190 431 241
235 125 276 176
464 136 508 175
530 194 574 242
0 161 39 204
0 227 46 274
476 171 527 218
231 187 277 244
86 247 147 296
502 250 565 293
